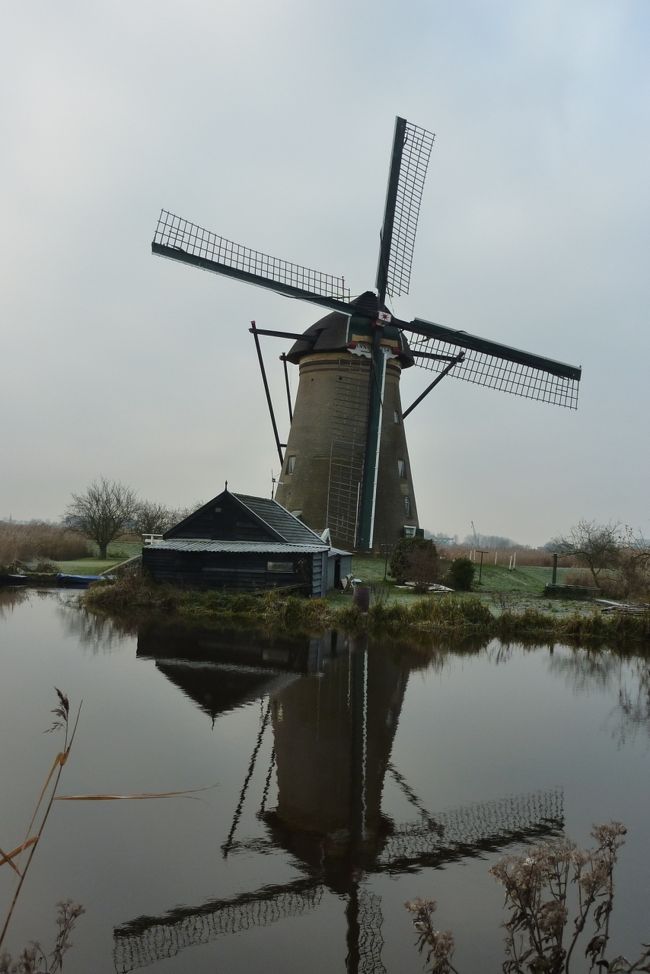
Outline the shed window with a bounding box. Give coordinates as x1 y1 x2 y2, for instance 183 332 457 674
267 561 294 573
404 495 411 516
286 455 296 474
397 458 406 478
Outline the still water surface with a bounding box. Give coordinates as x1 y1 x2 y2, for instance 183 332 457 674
1 590 649 972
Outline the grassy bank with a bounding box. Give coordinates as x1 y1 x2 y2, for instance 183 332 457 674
55 541 143 575
57 551 563 597
83 573 650 648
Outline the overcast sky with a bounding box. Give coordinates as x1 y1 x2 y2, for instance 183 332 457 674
2 0 648 545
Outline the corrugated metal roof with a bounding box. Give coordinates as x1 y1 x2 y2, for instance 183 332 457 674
233 494 326 546
147 540 328 554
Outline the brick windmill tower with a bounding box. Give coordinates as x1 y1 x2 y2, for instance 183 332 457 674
152 117 581 551
273 294 419 550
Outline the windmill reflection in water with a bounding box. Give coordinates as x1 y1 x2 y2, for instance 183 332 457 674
114 628 564 973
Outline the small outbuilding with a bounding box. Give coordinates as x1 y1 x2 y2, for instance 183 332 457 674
327 547 354 590
142 488 330 596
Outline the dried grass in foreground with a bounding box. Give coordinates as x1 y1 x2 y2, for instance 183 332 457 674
0 690 83 972
0 690 214 971
406 823 650 973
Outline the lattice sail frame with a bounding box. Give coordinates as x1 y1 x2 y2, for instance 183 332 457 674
386 122 436 299
114 881 324 973
154 210 350 302
409 332 580 409
112 788 564 972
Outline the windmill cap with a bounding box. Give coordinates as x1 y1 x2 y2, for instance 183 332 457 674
285 291 415 367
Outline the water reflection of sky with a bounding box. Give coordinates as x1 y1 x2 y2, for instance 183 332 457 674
1 590 649 973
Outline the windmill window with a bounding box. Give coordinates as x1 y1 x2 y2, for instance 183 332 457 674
397 459 406 478
404 495 412 516
286 455 296 474
393 411 400 424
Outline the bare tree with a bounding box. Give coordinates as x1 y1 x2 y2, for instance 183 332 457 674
134 501 176 536
132 500 204 538
618 527 650 599
550 520 622 587
64 478 139 559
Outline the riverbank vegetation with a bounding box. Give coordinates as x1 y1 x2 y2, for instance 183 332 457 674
83 571 650 647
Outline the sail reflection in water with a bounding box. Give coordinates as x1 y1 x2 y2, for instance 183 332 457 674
115 625 564 974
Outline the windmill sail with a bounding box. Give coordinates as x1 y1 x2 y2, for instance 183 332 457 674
376 118 435 303
153 210 351 312
114 879 324 972
113 788 563 972
407 317 581 409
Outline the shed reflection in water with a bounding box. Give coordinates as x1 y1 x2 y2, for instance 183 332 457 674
114 625 564 974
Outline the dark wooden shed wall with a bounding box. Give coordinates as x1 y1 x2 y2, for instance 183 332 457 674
143 548 315 593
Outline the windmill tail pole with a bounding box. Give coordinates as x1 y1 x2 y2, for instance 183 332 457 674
250 321 284 467
402 353 465 419
280 354 293 423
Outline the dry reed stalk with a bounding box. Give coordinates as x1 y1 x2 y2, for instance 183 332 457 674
0 691 81 951
1 690 216 966
55 786 214 801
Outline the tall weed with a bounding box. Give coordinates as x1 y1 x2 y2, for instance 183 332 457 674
406 823 645 974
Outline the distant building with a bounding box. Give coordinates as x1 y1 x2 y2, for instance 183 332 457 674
143 488 332 596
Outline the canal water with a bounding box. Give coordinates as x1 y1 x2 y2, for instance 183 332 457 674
1 589 649 973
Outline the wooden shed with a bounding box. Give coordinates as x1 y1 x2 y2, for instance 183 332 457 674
142 488 330 596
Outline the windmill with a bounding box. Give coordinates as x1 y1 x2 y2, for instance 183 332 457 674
152 117 581 551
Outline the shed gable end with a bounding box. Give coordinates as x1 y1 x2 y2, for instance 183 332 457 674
164 491 277 543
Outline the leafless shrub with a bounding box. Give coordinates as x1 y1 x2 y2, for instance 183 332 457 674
617 536 650 601
405 899 458 974
0 900 85 974
491 823 629 973
407 823 650 973
551 521 623 588
565 570 599 588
